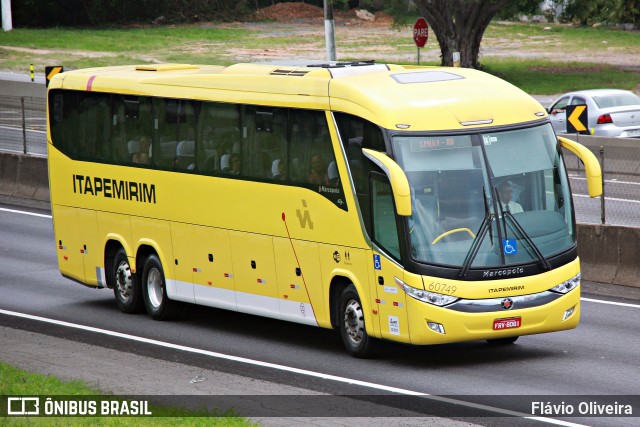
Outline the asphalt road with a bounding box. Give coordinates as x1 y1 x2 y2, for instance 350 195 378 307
1 203 639 426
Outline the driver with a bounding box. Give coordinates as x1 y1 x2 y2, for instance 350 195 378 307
497 180 523 214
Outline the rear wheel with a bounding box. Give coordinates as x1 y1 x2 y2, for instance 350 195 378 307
112 248 143 314
141 254 177 320
339 284 376 358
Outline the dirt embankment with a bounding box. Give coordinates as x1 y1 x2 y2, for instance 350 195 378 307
255 2 393 26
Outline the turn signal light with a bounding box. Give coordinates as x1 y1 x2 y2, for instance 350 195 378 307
597 114 613 124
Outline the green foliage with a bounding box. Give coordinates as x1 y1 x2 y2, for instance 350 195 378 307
556 0 640 25
494 0 542 20
484 59 640 94
11 0 252 27
0 362 255 426
380 0 419 26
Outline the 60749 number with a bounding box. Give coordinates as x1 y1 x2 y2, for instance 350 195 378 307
427 282 457 294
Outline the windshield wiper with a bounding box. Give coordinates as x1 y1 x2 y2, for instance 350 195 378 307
459 187 493 278
495 189 552 271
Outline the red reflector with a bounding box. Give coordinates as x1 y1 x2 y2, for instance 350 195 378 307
597 114 612 124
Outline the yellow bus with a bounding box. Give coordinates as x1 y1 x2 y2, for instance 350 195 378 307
47 61 602 356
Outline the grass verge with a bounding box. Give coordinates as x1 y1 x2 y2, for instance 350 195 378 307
483 59 640 94
0 362 255 426
0 21 639 94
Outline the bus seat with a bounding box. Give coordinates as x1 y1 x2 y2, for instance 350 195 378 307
271 159 280 178
176 140 195 169
160 141 178 159
220 154 231 173
204 149 218 172
328 161 339 186
127 140 140 162
128 140 140 154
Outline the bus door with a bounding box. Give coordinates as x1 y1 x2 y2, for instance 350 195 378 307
370 175 410 342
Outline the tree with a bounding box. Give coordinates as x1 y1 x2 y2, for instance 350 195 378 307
412 0 510 69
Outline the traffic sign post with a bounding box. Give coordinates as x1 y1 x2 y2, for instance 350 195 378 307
45 66 64 87
413 17 428 65
565 104 589 135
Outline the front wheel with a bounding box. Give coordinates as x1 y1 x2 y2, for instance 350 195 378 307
141 254 177 320
339 284 376 358
112 248 144 314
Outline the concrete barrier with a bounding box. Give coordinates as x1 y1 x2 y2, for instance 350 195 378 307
0 152 49 203
0 74 46 99
577 223 640 289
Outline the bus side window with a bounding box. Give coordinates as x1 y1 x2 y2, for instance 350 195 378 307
242 106 287 180
197 103 240 173
288 109 346 209
113 95 153 166
49 90 80 159
371 174 401 260
334 112 387 225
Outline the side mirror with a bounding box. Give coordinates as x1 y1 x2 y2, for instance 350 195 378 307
362 148 411 216
558 136 602 197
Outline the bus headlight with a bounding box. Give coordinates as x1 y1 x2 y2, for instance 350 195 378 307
396 277 459 306
551 273 580 294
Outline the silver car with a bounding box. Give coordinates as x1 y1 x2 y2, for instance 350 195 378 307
547 89 640 137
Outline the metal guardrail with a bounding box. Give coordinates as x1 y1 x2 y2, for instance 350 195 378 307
560 133 640 227
0 95 47 156
1 93 639 227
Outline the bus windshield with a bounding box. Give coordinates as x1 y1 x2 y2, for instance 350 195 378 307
391 124 575 271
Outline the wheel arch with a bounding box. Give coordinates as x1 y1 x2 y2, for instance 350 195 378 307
103 236 132 289
328 270 373 334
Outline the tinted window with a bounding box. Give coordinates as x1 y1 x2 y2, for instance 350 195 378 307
48 90 347 209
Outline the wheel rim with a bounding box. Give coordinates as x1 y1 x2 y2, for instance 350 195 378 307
146 267 163 309
343 299 364 345
115 261 132 302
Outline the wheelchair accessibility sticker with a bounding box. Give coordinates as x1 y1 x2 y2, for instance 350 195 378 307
502 239 517 255
374 254 382 270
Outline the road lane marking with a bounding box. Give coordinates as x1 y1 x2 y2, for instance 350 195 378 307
573 193 640 204
582 297 640 309
0 125 46 134
0 207 51 218
0 308 587 426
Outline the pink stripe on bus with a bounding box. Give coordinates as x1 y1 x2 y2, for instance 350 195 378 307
87 75 97 91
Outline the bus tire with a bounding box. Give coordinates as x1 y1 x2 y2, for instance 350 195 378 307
487 336 519 345
141 254 176 320
113 248 144 314
339 284 376 358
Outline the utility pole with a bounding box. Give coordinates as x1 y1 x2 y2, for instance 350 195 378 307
2 0 13 32
324 0 336 61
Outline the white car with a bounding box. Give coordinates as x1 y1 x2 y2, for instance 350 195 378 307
547 89 640 137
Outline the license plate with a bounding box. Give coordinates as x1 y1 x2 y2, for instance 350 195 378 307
493 317 521 330
627 129 640 137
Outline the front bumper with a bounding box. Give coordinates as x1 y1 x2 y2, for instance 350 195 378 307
405 285 581 345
